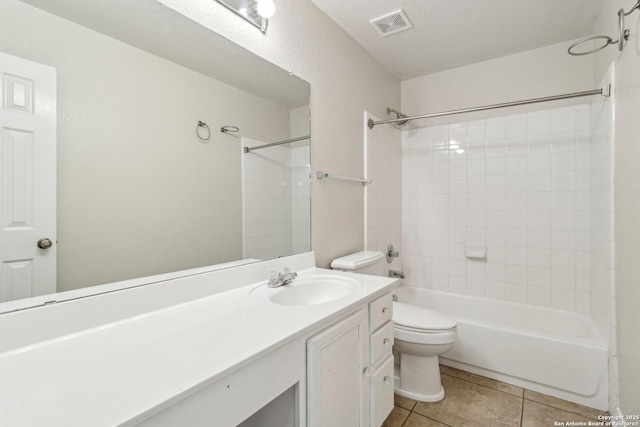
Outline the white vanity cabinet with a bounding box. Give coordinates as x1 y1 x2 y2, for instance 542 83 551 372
0 251 400 427
307 292 394 427
367 293 394 427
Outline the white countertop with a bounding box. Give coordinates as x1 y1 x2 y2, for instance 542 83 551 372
0 260 397 426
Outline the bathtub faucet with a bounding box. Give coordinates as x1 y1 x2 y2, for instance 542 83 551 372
267 268 297 288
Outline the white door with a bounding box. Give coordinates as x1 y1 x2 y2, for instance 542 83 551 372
0 51 56 303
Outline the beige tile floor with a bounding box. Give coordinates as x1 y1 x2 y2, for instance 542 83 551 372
383 365 608 427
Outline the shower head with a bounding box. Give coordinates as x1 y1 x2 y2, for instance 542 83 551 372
387 107 411 129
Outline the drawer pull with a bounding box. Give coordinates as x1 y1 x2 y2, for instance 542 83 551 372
383 338 391 346
383 375 391 384
382 307 390 314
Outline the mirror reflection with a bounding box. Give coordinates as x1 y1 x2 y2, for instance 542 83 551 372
0 0 311 308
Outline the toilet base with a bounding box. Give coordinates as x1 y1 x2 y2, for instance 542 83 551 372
393 353 446 402
394 382 445 402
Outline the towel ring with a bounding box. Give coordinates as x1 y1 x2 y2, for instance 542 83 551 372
568 3 636 56
568 35 616 56
220 126 240 133
196 121 211 141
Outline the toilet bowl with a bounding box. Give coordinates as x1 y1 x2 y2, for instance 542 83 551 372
330 250 457 402
393 302 457 402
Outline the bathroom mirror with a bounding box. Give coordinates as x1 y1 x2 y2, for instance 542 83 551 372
0 0 310 310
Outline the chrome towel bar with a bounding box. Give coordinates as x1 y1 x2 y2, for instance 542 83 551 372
316 171 372 185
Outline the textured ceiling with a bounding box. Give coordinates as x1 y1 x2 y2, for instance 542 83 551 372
310 0 605 80
19 0 309 108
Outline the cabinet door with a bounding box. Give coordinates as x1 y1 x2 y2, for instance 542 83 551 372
307 309 369 427
370 356 394 427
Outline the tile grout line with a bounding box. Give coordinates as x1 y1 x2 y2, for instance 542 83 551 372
402 402 454 427
391 367 605 426
441 367 605 419
442 370 608 418
396 397 603 427
522 397 606 421
440 372 524 398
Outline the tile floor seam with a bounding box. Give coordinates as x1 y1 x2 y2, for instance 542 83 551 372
441 372 522 398
388 366 603 427
399 412 408 427
409 409 454 427
523 397 602 421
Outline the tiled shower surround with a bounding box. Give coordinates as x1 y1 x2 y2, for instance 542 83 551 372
401 104 598 310
242 139 310 260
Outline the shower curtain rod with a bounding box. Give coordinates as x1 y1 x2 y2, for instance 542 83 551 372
367 86 610 129
244 135 310 153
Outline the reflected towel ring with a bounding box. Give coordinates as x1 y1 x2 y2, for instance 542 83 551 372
196 121 211 141
220 125 240 133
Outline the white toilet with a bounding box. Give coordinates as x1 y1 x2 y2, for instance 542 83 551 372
331 251 457 402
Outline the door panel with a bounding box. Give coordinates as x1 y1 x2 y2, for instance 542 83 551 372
0 51 56 303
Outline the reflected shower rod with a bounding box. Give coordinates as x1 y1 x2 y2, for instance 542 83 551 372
244 135 310 153
368 86 610 129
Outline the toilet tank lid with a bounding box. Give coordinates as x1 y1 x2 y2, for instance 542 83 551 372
330 251 384 270
393 302 457 330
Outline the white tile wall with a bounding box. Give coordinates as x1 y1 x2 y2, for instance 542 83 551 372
291 144 311 254
402 104 595 309
242 138 310 260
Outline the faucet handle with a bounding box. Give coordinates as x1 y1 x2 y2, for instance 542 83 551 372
282 267 291 274
269 270 279 282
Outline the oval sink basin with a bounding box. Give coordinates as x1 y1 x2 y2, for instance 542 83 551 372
252 274 360 306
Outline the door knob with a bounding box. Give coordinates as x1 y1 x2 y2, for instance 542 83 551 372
37 238 53 249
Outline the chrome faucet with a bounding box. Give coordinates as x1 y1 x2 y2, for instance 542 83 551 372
268 268 297 288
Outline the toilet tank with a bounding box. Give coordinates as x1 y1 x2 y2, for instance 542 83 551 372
330 251 384 276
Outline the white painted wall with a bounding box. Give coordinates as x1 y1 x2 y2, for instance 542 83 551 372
157 0 401 268
592 0 640 416
401 41 595 127
0 0 292 290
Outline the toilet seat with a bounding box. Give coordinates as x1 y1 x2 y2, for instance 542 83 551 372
394 323 456 334
394 325 456 345
393 302 457 330
393 302 457 345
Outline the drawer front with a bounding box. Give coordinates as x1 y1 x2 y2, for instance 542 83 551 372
369 293 393 332
370 321 394 366
370 355 394 427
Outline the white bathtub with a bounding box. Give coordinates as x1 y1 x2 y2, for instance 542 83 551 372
394 286 608 411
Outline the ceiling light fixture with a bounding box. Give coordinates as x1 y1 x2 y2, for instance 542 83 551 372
256 0 275 18
215 0 275 33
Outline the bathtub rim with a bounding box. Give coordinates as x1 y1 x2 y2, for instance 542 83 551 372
394 285 607 348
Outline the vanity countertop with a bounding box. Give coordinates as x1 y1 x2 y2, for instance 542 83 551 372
0 262 398 426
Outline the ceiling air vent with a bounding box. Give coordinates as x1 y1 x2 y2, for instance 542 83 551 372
370 9 413 37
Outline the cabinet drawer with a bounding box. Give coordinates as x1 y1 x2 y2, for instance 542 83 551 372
370 355 394 427
370 321 394 366
369 293 393 332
